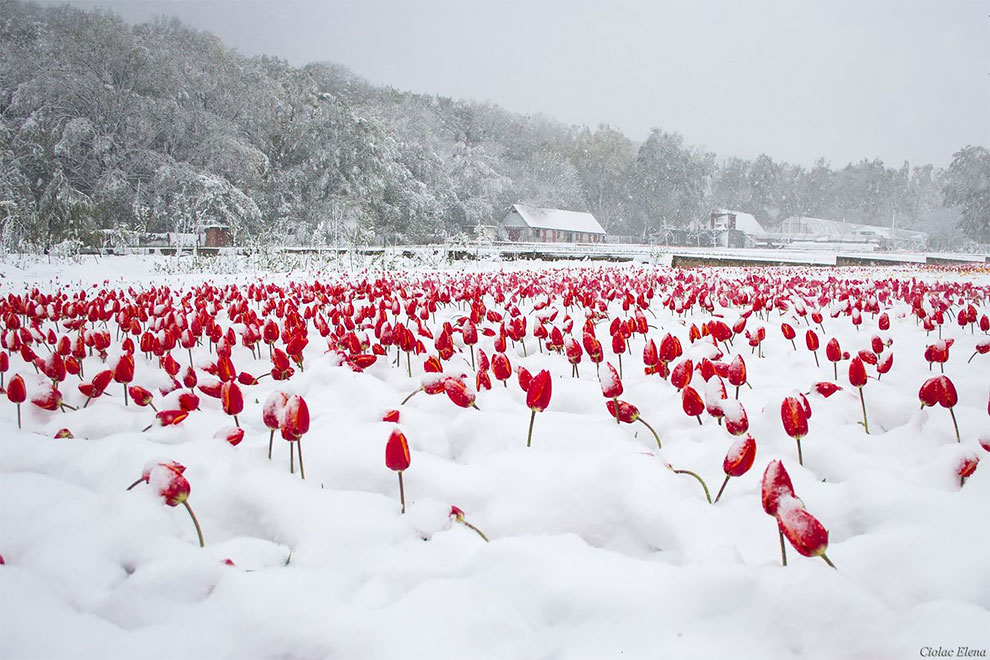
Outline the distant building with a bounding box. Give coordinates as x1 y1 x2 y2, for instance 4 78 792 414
779 216 927 249
710 210 765 247
204 224 231 248
500 204 606 243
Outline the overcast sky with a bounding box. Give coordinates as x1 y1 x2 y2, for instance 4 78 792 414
60 0 988 168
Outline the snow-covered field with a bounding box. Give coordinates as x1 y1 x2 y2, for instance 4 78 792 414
1 254 989 660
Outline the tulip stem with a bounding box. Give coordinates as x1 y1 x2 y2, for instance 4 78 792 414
526 409 537 448
713 475 731 504
618 353 623 380
290 442 296 474
233 414 239 428
182 500 205 547
637 417 662 449
296 439 306 479
268 429 274 459
463 520 489 542
400 388 421 405
123 384 128 406
858 388 870 435
398 471 406 514
820 553 837 569
949 407 960 443
812 351 820 367
125 477 144 491
16 404 21 429
612 396 620 424
796 437 804 466
779 529 788 566
673 468 712 504
696 415 703 426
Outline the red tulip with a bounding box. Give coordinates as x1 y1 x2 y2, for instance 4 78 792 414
220 381 244 426
681 385 705 425
114 353 135 405
919 375 961 442
777 499 835 567
54 428 73 439
177 392 200 412
448 505 490 542
809 381 842 398
382 409 400 423
147 462 204 547
714 434 757 503
876 352 893 379
670 359 693 391
215 426 245 446
761 459 796 516
262 390 289 459
7 373 26 428
281 394 310 478
492 352 511 386
721 399 749 436
565 337 583 377
848 356 870 434
958 452 979 486
878 312 890 331
781 323 797 350
143 409 190 432
727 354 746 397
385 428 411 513
525 369 552 447
444 377 479 409
128 385 156 410
968 340 990 363
781 395 810 465
606 399 662 449
31 383 64 412
825 337 843 379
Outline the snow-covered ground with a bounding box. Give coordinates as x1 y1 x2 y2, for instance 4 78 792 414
1 254 989 659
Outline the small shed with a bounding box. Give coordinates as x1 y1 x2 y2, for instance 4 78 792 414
501 204 606 243
204 224 231 248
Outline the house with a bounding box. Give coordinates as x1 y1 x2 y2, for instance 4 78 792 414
710 210 765 247
203 224 231 248
500 204 606 243
779 216 927 249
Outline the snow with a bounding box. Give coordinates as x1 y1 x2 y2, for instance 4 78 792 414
2 254 990 659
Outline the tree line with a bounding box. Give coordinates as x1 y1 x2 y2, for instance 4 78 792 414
1 0 987 254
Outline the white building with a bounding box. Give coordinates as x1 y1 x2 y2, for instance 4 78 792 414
780 216 927 249
501 204 607 243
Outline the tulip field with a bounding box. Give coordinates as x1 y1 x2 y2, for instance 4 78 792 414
1 255 989 659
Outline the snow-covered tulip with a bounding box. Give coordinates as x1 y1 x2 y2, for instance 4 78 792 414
968 340 990 364
600 362 623 423
761 460 797 566
670 359 693 391
776 497 835 568
681 385 705 425
262 391 289 459
714 434 756 503
727 354 747 398
721 398 749 436
565 337 583 377
6 373 26 428
876 351 893 380
382 409 400 423
281 394 310 478
148 462 204 547
215 426 245 446
492 352 511 387
385 428 411 513
443 377 479 410
605 399 662 449
809 382 842 398
449 505 489 542
142 409 190 432
958 452 979 487
525 369 552 448
31 382 70 413
54 428 73 439
177 391 200 412
848 356 870 434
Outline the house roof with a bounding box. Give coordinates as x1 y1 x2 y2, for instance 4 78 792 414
782 216 928 241
502 204 606 235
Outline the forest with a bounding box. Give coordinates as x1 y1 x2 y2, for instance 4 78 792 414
1 0 987 254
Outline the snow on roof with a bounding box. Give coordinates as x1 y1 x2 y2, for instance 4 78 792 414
717 210 765 236
503 204 606 235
